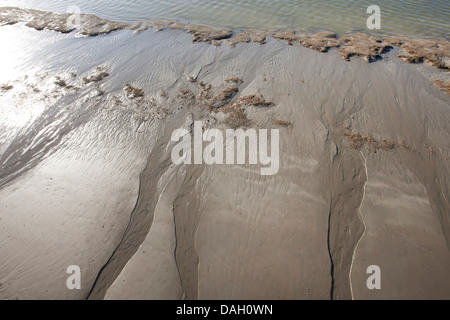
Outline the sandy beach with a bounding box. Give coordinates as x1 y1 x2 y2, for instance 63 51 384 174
0 7 449 300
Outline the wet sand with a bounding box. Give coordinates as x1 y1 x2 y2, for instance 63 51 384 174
0 8 449 300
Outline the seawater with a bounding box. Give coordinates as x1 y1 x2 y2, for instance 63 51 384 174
1 0 449 39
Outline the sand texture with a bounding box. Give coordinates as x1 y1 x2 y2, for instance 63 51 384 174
0 8 449 300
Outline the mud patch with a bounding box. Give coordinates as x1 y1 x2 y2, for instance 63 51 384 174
228 32 251 47
124 83 145 99
387 37 450 70
1 84 13 91
433 79 450 95
210 87 239 109
339 33 392 62
223 107 251 129
234 94 274 108
247 30 267 45
0 7 128 35
343 126 447 159
299 31 341 53
83 67 110 84
274 119 292 127
225 77 243 84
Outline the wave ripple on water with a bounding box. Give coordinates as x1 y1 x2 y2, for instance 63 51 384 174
1 0 449 38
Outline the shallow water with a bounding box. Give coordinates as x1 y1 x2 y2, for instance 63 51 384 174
1 0 449 38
